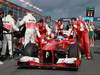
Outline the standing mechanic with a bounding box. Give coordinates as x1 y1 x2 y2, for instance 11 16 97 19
1 11 19 58
63 20 77 40
36 19 51 43
76 16 91 59
19 12 41 46
55 19 64 35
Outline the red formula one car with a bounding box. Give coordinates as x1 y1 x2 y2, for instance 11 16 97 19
17 37 81 71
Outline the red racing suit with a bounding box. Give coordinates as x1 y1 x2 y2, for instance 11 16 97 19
55 22 64 35
75 20 91 58
36 23 51 43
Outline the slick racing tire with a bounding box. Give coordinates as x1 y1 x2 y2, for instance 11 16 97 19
68 44 81 71
68 44 79 58
23 42 38 57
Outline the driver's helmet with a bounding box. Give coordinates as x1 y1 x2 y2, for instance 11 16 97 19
57 32 63 40
57 36 63 40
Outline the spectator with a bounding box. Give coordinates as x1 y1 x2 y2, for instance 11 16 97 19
88 22 95 47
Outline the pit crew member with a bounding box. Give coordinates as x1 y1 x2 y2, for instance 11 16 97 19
19 12 41 46
1 11 19 58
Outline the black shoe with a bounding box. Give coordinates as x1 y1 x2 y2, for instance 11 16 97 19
8 55 13 60
0 55 6 61
0 61 4 64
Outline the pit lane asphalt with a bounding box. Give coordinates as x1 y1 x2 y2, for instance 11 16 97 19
0 40 100 75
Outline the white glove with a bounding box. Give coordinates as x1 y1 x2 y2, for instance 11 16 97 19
73 25 77 28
